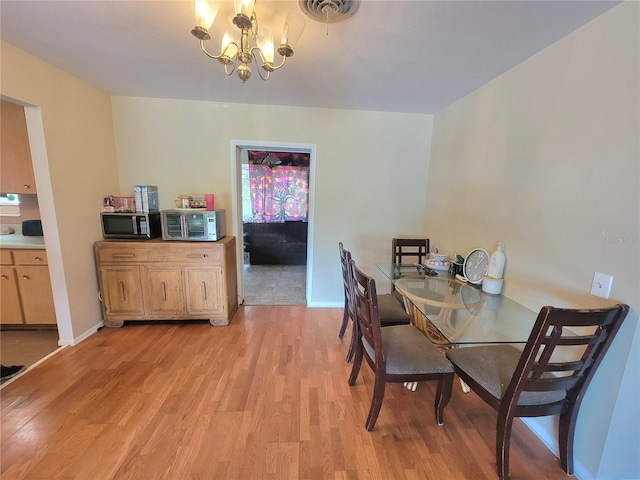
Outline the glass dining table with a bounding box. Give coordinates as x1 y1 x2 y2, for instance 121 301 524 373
376 263 539 346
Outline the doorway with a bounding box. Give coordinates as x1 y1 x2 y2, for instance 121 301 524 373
231 141 316 306
0 98 65 378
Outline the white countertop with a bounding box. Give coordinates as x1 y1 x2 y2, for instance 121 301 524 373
0 224 45 249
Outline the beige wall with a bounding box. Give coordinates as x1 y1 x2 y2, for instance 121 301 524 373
111 97 433 303
426 3 639 479
1 41 120 343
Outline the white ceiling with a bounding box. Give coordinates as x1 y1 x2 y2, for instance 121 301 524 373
0 0 621 114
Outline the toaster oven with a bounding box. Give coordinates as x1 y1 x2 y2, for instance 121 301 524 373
161 209 226 241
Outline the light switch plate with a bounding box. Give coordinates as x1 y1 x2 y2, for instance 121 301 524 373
591 272 613 299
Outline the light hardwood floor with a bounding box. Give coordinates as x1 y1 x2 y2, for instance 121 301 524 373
1 306 570 479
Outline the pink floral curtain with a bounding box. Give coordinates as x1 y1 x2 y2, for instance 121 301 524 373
248 165 309 222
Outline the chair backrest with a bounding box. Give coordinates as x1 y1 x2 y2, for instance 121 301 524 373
392 238 429 264
505 304 629 410
350 259 384 365
339 242 356 318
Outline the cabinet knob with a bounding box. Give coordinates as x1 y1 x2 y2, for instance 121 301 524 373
22 275 30 280
35 256 43 262
1 275 9 280
24 184 32 189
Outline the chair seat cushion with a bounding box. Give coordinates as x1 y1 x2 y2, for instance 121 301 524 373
446 345 567 406
363 324 453 375
377 294 410 325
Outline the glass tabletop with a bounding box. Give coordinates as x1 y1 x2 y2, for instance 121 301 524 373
376 263 538 345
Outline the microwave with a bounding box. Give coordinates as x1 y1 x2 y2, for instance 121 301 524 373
161 209 226 241
101 212 161 239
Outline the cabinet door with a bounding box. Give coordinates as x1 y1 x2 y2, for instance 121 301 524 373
184 267 225 315
15 266 56 324
1 266 23 324
1 250 14 265
143 267 185 317
100 266 144 316
0 100 36 194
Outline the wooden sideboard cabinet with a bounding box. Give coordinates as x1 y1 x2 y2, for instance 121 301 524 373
0 249 57 325
1 100 37 194
94 237 238 327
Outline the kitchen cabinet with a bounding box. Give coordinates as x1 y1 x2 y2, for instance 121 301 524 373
94 237 238 327
143 267 185 316
0 249 57 325
98 266 145 317
1 256 23 325
1 100 37 194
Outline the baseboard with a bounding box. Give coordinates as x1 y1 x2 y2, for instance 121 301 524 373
521 418 590 480
308 301 343 308
58 321 104 346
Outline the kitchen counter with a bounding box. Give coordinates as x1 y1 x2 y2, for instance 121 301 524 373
0 224 45 249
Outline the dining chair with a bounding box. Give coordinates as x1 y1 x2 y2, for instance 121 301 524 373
444 303 629 480
338 243 410 363
392 237 429 264
348 258 454 430
391 237 429 302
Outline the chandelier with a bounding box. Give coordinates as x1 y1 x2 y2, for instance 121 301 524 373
191 0 306 83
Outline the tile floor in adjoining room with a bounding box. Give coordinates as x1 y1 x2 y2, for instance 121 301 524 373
0 329 60 383
243 264 306 306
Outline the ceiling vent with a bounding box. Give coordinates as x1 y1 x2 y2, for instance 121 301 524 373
298 0 360 24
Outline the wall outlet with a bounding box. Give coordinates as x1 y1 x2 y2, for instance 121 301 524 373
590 272 613 299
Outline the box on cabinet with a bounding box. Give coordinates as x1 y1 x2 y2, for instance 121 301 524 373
112 196 135 213
134 185 159 213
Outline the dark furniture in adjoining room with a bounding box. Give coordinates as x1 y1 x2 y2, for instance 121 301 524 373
243 221 307 265
347 258 454 431
445 303 629 480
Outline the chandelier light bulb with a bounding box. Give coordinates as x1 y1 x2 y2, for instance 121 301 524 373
194 0 217 34
257 29 275 64
233 0 255 28
281 10 305 49
220 33 239 63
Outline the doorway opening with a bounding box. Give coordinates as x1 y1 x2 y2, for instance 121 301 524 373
231 141 315 306
1 98 69 384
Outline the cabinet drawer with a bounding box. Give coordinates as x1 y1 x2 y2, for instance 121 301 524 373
13 249 47 265
0 250 14 265
110 245 222 264
97 246 222 264
97 247 150 263
167 248 223 264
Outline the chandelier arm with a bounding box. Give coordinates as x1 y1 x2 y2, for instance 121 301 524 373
200 39 241 63
255 65 271 81
223 62 236 76
250 47 287 72
267 56 287 71
199 39 224 60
